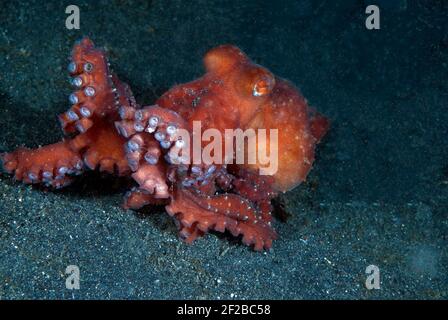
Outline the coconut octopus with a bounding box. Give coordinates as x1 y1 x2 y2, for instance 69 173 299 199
1 38 329 251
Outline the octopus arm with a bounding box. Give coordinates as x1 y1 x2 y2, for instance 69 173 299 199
56 37 137 177
116 104 191 168
1 140 83 188
123 187 169 210
131 162 169 198
231 169 277 222
69 119 130 176
59 37 136 135
166 188 277 251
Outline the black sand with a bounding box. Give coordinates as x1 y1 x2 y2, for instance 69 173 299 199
0 0 446 299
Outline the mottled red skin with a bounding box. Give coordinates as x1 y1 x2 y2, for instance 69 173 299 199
3 38 132 189
154 45 330 192
1 38 328 251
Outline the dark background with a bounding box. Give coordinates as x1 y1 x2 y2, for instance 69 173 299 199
0 0 446 299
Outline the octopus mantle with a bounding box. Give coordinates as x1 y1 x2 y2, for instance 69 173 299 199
1 38 329 251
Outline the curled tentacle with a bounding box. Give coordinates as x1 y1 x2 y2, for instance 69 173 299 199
166 188 277 251
123 187 168 210
116 104 190 163
131 163 169 199
121 131 162 172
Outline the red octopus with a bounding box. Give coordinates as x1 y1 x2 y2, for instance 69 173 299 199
1 38 329 251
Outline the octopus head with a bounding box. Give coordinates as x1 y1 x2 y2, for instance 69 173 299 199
204 44 276 124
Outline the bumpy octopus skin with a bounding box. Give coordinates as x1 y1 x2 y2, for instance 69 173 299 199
1 38 329 251
3 38 134 188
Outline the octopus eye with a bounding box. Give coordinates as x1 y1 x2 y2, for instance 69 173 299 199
83 62 93 72
236 65 275 98
253 79 272 97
